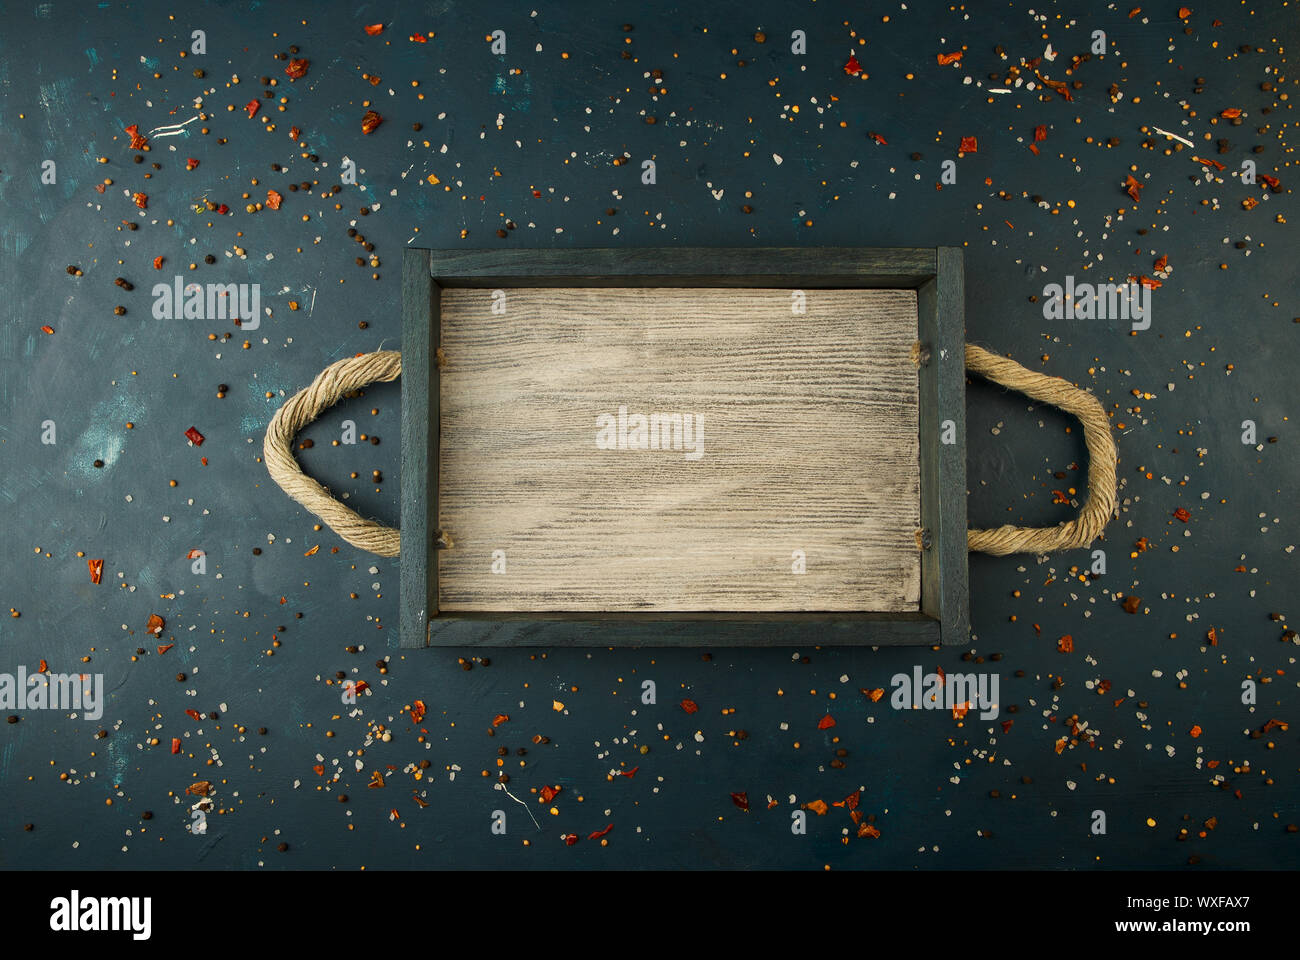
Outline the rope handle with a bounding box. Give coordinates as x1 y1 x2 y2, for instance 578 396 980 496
263 346 1116 559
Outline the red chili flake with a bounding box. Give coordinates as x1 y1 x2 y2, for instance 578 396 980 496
1259 174 1280 190
312 764 325 776
410 700 426 724
353 680 369 694
539 784 561 803
563 833 579 845
1036 74 1073 101
680 698 699 714
862 687 885 702
41 324 55 335
619 766 639 778
951 702 969 720
492 713 509 726
1123 174 1143 203
171 738 182 754
1121 595 1142 614
817 714 836 730
1178 6 1192 18
868 130 888 145
185 426 205 446
124 123 148 150
843 53 862 76
288 125 301 141
1051 489 1071 504
266 189 283 210
153 256 164 269
94 183 106 194
361 109 383 134
38 660 48 674
285 58 310 79
409 33 428 43
216 203 229 215
1220 107 1242 119
1173 507 1191 522
843 790 860 810
157 643 174 655
730 791 750 811
132 192 148 209
1189 724 1202 737
200 457 208 466
364 23 384 36
1001 719 1014 733
959 135 978 153
245 100 260 118
936 51 963 65
146 614 165 636
588 823 614 840
185 709 201 721
87 558 103 583
1207 627 1218 646
1057 634 1074 653
1033 125 1047 142
1153 254 1169 271
1128 274 1162 290
806 798 829 815
858 823 881 839
185 157 199 170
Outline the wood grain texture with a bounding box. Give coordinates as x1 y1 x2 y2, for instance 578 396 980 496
436 287 921 612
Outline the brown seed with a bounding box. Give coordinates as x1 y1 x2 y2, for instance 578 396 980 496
93 459 104 468
252 547 262 555
277 842 288 851
754 31 766 43
114 306 126 315
177 673 186 682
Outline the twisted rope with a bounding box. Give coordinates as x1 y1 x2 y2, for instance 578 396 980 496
965 343 1117 556
262 350 403 557
262 346 1116 559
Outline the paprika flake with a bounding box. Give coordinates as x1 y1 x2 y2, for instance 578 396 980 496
185 709 201 721
245 100 260 118
266 189 283 210
539 784 561 803
1034 125 1047 142
361 110 383 134
185 426 205 446
680 698 698 714
492 713 509 726
154 256 164 270
937 51 963 65
285 58 310 79
171 738 182 754
817 714 836 730
87 558 103 584
364 23 384 35
959 136 977 153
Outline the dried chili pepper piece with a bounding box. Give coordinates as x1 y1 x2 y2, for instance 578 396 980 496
409 33 428 43
146 614 165 636
38 660 48 674
1034 125 1047 142
1057 635 1074 653
492 713 509 726
620 766 639 778
285 58 310 79
806 798 828 815
185 157 199 170
364 23 384 36
858 822 881 839
730 791 749 811
959 135 978 153
817 714 836 730
937 51 963 65
1122 595 1142 614
157 643 174 655
132 192 148 209
410 700 426 724
124 124 148 150
563 833 578 845
245 100 260 118
1173 507 1191 522
843 53 862 76
361 109 383 134
680 698 699 714
153 256 164 270
186 780 211 796
185 426 205 446
87 558 103 584
539 784 561 803
1124 174 1143 203
288 125 301 141
1220 107 1242 119
185 709 201 721
171 738 182 754
868 130 888 145
588 823 613 840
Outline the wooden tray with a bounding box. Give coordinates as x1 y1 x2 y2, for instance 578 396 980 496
399 247 967 647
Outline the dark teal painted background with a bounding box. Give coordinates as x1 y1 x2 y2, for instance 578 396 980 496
0 0 1295 869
